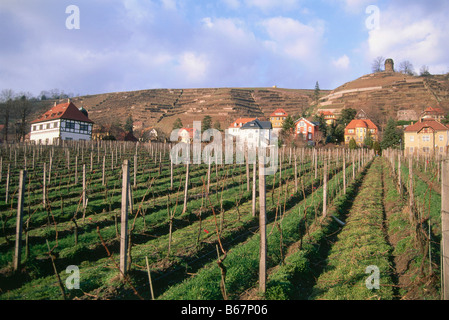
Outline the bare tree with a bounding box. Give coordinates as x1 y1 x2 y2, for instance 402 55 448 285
0 89 15 142
419 65 431 77
15 93 33 142
398 60 415 76
371 56 385 73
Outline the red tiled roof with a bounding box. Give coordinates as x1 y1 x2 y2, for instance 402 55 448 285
345 119 378 130
319 111 335 116
229 118 257 128
404 119 449 132
31 102 94 124
423 106 444 114
270 108 288 117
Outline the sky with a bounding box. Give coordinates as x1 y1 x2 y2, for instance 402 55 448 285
1 0 449 97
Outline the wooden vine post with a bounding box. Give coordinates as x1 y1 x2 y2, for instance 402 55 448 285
120 160 130 279
323 160 328 217
13 170 26 272
258 150 267 294
442 158 449 300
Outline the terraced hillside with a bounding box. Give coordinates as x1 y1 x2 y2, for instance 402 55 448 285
318 72 449 124
58 87 317 133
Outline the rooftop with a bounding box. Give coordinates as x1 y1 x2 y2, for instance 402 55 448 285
404 119 449 132
31 101 94 124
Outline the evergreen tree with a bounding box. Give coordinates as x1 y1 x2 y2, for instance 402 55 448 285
124 115 134 133
349 138 358 149
202 115 212 132
173 118 183 130
381 118 402 149
282 115 295 134
314 81 321 103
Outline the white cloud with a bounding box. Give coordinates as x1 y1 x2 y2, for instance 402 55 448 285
366 2 449 74
244 0 301 12
332 54 350 69
261 17 325 63
176 52 210 84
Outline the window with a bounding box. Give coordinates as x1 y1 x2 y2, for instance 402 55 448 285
65 122 75 130
410 135 414 142
410 147 414 153
308 126 312 133
65 137 73 141
80 124 88 131
423 147 430 153
440 135 444 142
308 133 312 140
440 147 444 153
39 125 43 130
54 122 58 128
46 123 50 129
33 126 37 131
348 129 354 134
422 135 430 142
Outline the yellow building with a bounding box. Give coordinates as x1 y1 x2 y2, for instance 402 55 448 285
318 110 337 126
404 119 449 156
344 119 379 146
270 108 288 130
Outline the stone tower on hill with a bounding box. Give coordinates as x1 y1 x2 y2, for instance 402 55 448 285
385 58 394 72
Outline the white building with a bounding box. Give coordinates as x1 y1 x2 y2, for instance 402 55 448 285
239 119 272 148
228 118 257 136
30 101 94 145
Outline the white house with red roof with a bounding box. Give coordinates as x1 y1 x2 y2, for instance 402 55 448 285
228 118 257 136
178 127 200 144
30 100 94 145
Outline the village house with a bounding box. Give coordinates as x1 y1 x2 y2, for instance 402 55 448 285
269 108 288 134
294 118 320 145
318 110 337 126
240 119 272 148
227 118 257 136
404 119 449 156
30 100 94 145
178 127 200 144
344 118 378 146
420 106 446 122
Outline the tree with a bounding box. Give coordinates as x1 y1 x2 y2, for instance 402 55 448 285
399 60 415 76
313 112 328 140
420 65 431 77
16 94 32 142
314 81 321 104
282 115 295 134
334 108 357 143
202 115 212 132
372 141 381 155
363 130 374 149
124 115 134 133
173 118 183 130
372 56 385 73
349 138 358 149
0 89 15 142
213 120 222 131
380 118 402 149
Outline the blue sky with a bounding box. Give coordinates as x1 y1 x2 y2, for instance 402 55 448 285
1 0 448 97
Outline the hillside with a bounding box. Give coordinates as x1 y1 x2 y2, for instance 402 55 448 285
24 69 449 138
317 71 449 126
65 87 320 133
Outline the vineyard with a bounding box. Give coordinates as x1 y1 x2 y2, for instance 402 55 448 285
0 141 446 300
